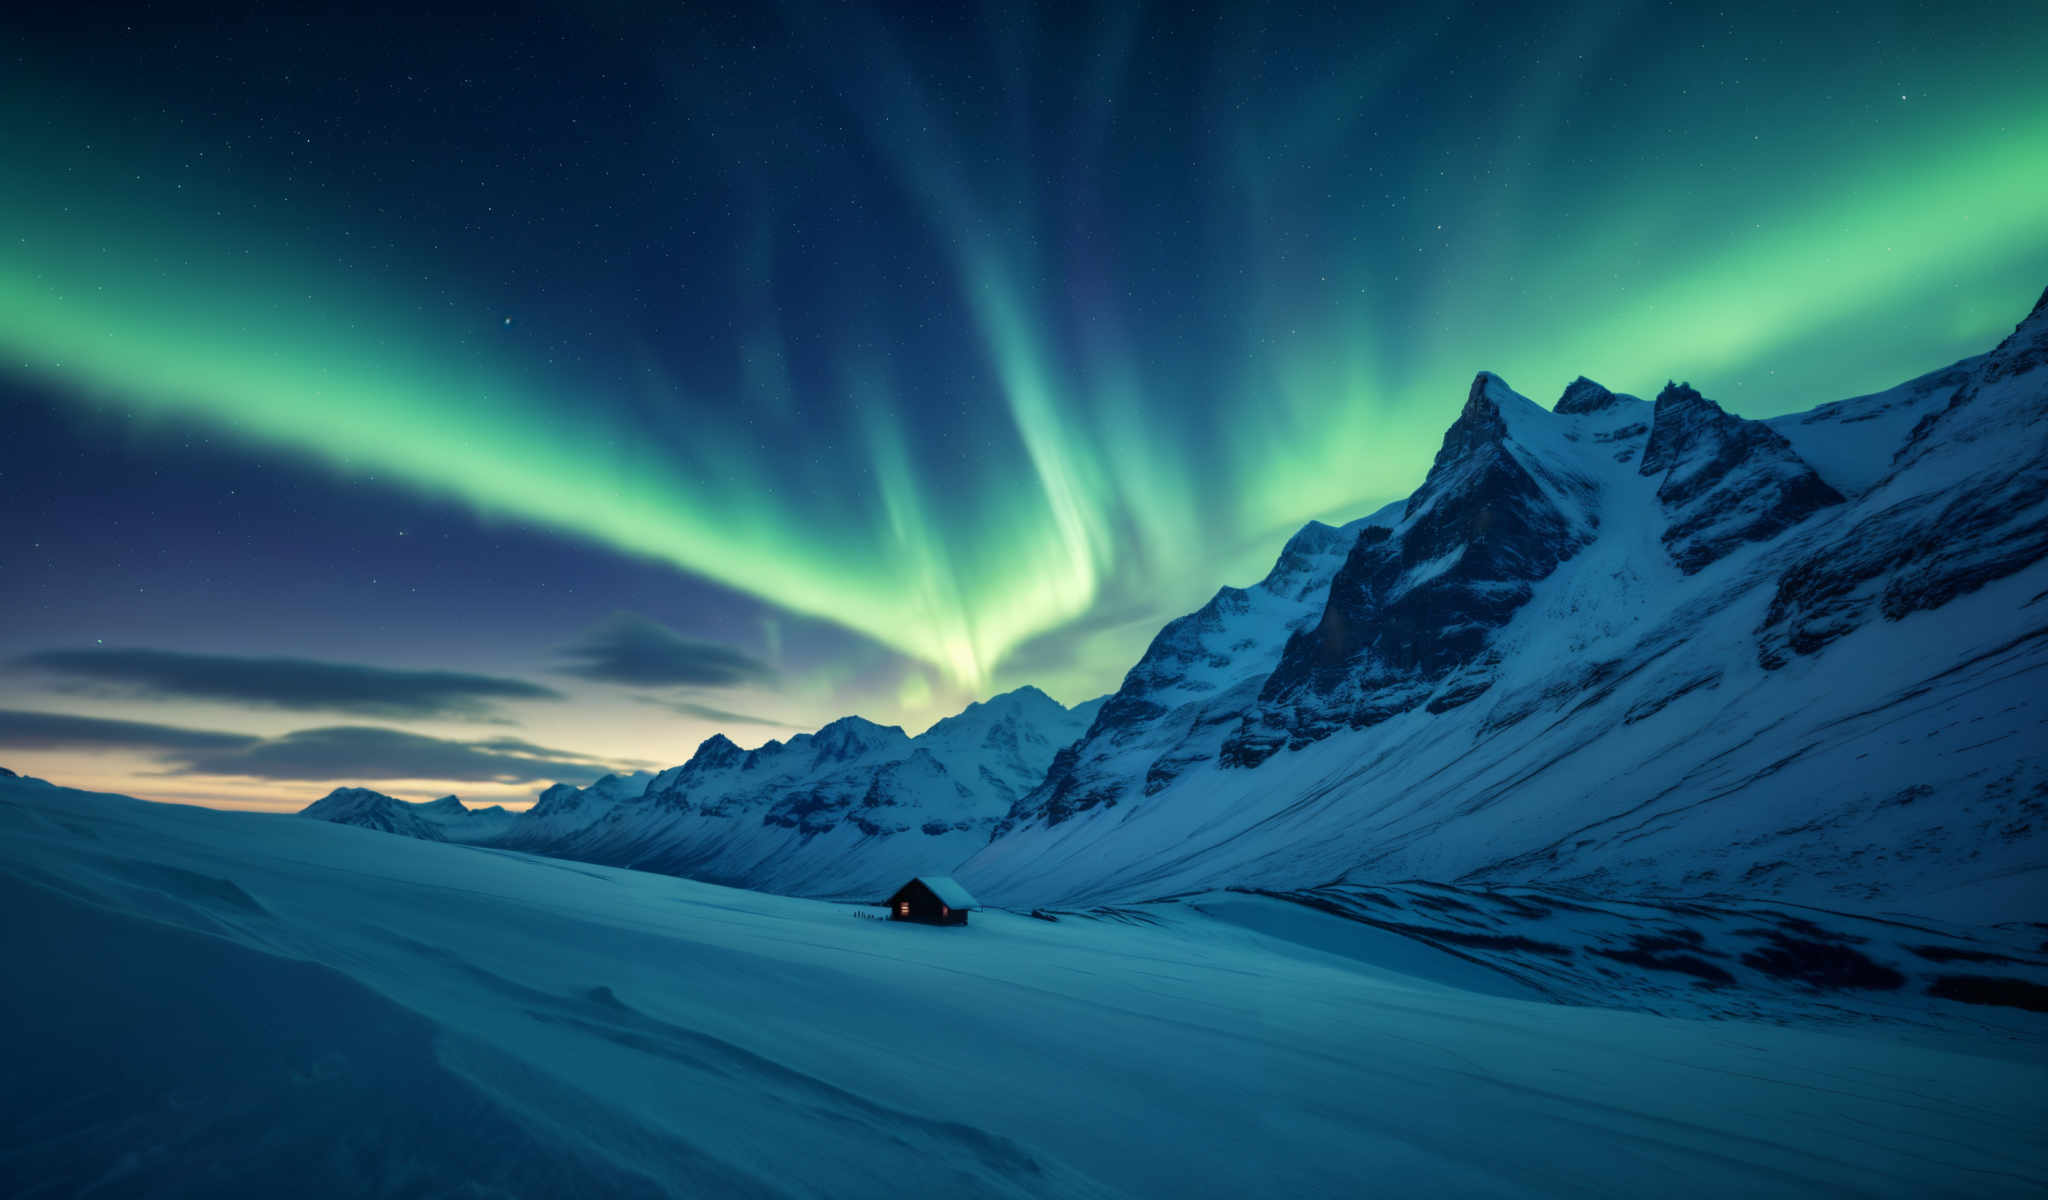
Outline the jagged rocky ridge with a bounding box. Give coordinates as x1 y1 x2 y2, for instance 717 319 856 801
1223 372 1601 765
964 288 2048 918
310 290 2048 920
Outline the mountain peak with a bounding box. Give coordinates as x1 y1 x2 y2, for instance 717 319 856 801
1556 376 1622 415
1467 370 1513 413
1639 382 1723 474
302 785 400 816
686 733 744 770
1656 377 1705 404
1224 369 1594 766
1640 381 1842 572
301 786 448 841
1425 373 1516 473
810 715 905 764
529 781 586 818
976 685 1073 726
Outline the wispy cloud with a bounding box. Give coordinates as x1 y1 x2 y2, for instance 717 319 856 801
0 708 633 785
0 708 260 753
13 647 562 720
642 697 804 729
169 726 626 783
559 613 771 687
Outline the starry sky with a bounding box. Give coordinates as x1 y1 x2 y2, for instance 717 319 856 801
3 0 2045 811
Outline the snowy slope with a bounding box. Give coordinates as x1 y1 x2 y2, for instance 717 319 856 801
6 774 2044 1197
964 290 2048 918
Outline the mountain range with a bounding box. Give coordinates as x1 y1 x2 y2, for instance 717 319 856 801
310 686 1101 899
308 289 2048 922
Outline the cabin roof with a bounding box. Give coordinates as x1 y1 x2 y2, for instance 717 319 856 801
908 875 978 910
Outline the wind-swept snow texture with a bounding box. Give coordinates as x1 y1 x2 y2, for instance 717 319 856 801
5 775 2045 1197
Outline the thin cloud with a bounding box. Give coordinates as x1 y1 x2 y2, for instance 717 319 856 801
559 613 771 687
0 709 629 785
171 726 626 783
643 697 804 729
14 647 563 720
0 708 260 753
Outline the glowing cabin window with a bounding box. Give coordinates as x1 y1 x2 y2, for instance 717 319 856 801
897 903 908 915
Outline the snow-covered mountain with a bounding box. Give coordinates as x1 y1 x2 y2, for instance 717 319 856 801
302 787 517 842
964 289 2048 919
302 787 452 841
308 687 1102 899
308 290 2048 922
18 773 2045 1196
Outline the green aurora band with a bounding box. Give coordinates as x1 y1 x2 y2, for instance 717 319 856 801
4 20 2046 699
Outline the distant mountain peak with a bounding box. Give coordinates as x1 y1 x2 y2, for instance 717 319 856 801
529 781 586 818
301 786 448 841
686 733 744 770
304 785 398 813
809 715 906 763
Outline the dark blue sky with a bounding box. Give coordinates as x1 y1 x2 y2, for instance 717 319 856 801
3 0 2044 808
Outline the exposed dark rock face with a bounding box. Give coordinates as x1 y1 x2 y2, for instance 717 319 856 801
1091 522 1359 741
1555 376 1625 415
1638 382 1843 573
1223 374 1594 765
1738 932 1905 991
1926 974 2048 1013
1757 295 2048 668
1008 518 1368 828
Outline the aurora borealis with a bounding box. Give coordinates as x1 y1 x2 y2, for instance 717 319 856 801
4 0 2046 810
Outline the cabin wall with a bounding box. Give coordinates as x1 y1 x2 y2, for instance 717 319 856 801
886 881 968 925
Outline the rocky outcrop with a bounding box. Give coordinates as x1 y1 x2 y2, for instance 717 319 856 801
1638 382 1842 573
1005 513 1378 828
1757 291 2048 667
1223 373 1596 764
1555 376 1629 415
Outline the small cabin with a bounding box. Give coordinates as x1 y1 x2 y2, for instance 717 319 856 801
886 876 978 926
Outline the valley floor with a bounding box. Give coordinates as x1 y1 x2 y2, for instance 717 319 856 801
3 775 2044 1198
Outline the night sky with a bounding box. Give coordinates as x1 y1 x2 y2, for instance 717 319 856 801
4 1 2044 810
